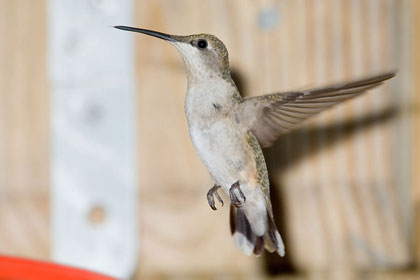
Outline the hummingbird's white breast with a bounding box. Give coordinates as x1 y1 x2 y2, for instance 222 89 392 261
184 77 258 194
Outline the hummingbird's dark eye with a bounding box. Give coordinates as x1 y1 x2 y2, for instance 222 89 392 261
197 39 208 49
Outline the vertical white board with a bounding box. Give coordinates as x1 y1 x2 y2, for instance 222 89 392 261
48 0 137 278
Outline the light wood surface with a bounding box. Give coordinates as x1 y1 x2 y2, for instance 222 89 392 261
0 0 419 278
0 0 50 260
413 0 420 266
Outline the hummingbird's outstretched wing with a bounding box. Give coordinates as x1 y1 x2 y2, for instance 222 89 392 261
239 71 396 148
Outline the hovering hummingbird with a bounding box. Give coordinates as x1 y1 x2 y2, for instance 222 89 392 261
115 26 395 257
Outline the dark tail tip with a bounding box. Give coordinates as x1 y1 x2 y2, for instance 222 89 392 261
230 205 285 257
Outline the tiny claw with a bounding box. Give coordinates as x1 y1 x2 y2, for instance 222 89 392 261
214 190 224 207
229 181 246 208
207 185 224 211
209 203 217 211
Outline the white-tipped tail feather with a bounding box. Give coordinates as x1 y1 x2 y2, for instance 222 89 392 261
230 205 285 257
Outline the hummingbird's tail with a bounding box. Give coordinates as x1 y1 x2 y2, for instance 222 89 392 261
230 205 285 257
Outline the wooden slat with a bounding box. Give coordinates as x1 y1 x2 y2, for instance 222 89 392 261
0 194 50 258
0 0 48 196
412 0 420 266
0 0 49 260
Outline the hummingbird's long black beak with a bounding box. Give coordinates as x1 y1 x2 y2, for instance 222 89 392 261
114 26 176 42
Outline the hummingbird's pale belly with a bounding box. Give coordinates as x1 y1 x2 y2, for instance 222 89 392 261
189 120 257 194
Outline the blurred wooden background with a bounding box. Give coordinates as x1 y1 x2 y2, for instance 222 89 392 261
0 0 50 258
1 0 420 279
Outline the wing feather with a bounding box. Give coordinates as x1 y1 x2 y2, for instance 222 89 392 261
238 71 396 147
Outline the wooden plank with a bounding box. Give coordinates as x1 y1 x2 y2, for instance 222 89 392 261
0 195 49 258
412 0 420 265
0 0 49 196
48 0 138 278
0 0 49 260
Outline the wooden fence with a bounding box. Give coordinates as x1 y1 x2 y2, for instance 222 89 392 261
1 0 419 279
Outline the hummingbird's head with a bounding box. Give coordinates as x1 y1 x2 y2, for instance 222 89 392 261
114 26 230 82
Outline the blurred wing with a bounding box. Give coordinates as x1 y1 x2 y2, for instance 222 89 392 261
239 71 396 148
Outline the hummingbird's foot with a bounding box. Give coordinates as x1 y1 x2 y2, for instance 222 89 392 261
207 184 224 210
229 181 246 208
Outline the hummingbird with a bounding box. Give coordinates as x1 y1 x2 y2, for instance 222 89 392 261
114 26 395 257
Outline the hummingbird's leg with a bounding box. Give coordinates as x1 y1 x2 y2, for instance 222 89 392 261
229 181 246 208
207 184 224 210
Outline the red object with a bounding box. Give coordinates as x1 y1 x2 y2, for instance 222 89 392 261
0 255 117 280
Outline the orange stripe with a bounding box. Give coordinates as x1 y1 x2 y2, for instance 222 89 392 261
0 256 116 280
